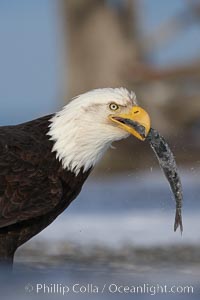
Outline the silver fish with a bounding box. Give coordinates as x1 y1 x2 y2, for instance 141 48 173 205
116 118 183 233
147 128 183 233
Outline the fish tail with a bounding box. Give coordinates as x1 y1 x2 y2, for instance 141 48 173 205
174 208 183 234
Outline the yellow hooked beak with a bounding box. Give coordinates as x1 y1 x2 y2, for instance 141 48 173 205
109 106 151 141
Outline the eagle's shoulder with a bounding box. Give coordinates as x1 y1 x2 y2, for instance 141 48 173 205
0 114 54 164
0 114 64 228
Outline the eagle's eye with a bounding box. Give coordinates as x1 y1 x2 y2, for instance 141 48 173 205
109 103 119 111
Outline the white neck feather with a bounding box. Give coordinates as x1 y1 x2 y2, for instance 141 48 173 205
47 88 135 175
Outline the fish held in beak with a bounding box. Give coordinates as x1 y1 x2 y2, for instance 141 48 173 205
146 128 183 234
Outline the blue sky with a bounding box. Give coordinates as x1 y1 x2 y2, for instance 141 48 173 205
0 0 199 125
0 0 61 124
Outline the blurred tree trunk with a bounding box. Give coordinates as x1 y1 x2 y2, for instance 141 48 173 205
61 0 140 99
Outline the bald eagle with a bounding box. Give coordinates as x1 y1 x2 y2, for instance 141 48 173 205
0 88 150 266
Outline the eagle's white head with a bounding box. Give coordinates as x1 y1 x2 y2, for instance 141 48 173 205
48 88 150 175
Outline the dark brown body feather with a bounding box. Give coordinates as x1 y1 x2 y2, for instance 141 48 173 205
0 115 91 265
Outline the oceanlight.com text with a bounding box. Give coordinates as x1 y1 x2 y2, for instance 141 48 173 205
25 282 194 296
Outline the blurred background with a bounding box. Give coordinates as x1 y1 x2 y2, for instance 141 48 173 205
0 0 200 299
